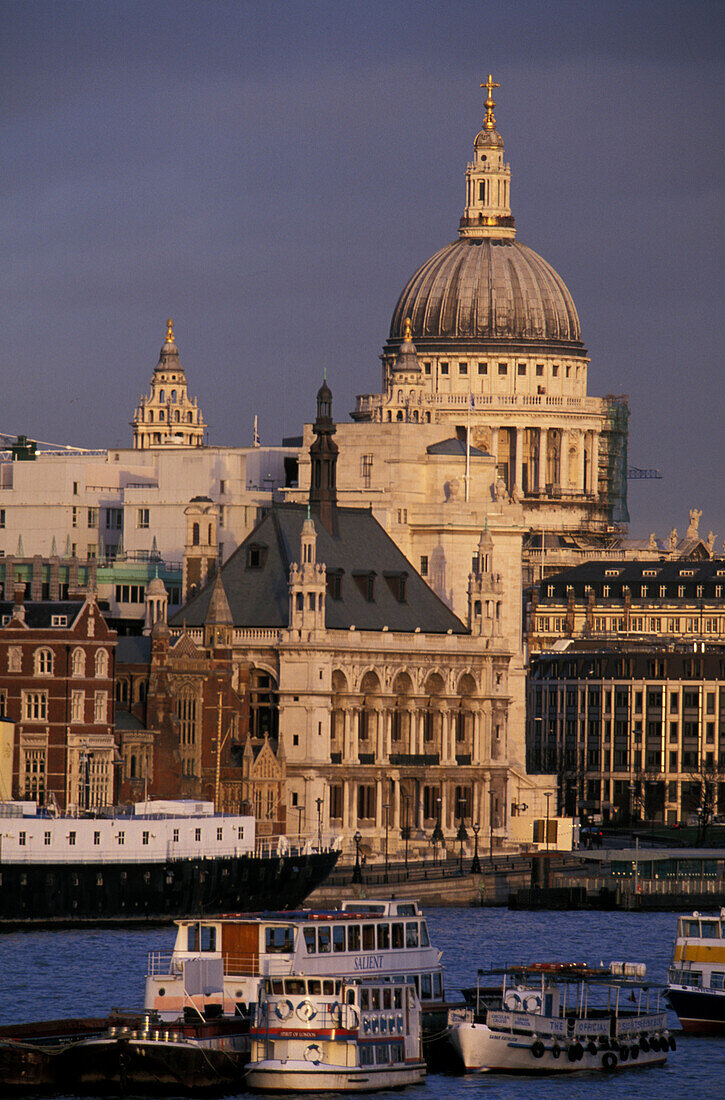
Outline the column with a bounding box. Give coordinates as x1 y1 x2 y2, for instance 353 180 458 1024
342 708 350 761
559 429 569 491
514 426 523 494
538 427 548 493
440 782 448 836
491 426 499 468
393 779 400 830
385 710 393 759
418 709 426 756
375 779 383 832
375 707 385 763
351 708 359 764
578 430 586 493
471 708 480 764
342 779 349 832
591 431 600 498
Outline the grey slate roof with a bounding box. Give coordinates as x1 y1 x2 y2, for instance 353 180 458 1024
116 635 152 664
0 600 85 628
536 558 725 602
426 437 487 457
171 504 467 635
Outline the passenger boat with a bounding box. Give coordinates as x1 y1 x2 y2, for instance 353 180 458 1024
667 907 725 1033
145 900 449 1059
0 799 339 926
245 976 426 1092
448 961 673 1074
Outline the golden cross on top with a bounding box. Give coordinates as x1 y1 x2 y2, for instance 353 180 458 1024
166 318 174 343
480 73 499 130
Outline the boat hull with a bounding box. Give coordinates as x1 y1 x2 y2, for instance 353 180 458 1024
0 850 338 927
449 1023 670 1074
667 986 725 1034
245 1057 426 1092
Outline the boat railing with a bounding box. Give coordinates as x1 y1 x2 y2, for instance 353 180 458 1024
483 1007 665 1040
147 951 291 979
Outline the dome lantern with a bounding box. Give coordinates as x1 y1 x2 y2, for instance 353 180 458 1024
459 74 515 240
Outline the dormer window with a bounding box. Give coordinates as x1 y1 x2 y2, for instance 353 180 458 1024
384 572 408 603
353 572 376 602
326 570 343 601
247 544 267 570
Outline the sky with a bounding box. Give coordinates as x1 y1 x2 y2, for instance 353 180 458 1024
1 0 722 540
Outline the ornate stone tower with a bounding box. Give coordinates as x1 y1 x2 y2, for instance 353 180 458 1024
132 320 207 448
182 497 219 602
288 510 326 636
468 525 503 639
309 379 338 533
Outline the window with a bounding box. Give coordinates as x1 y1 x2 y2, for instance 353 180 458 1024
536 364 544 377
105 508 123 529
440 362 449 375
0 508 5 528
72 506 79 528
361 454 373 488
137 508 150 529
552 365 559 377
498 362 507 376
246 544 266 569
34 648 53 675
23 692 48 720
70 690 84 723
51 615 68 627
95 649 108 678
71 648 86 677
423 361 431 375
353 572 376 601
93 691 107 724
420 555 428 577
458 361 468 375
517 363 526 376
87 508 98 528
478 362 487 375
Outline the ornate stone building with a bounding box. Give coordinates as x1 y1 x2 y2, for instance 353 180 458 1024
131 320 207 448
169 385 547 857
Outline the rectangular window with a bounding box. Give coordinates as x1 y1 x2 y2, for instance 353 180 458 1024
142 831 150 845
478 362 487 375
93 691 107 724
136 508 150 529
536 364 544 377
362 924 375 951
517 363 526 376
361 454 373 488
420 555 428 577
423 362 431 375
87 507 98 528
70 691 84 723
219 479 226 495
0 508 5 528
458 361 468 375
44 831 51 845
23 692 48 720
72 506 79 528
552 365 559 377
498 362 507 376
440 361 449 375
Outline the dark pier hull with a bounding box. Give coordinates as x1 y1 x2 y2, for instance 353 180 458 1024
0 850 339 928
667 986 725 1034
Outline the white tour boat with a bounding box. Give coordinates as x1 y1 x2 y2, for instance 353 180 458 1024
145 899 447 1056
245 975 426 1092
449 962 673 1074
667 907 725 1033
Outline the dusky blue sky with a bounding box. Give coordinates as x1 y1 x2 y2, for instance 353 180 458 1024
1 0 722 539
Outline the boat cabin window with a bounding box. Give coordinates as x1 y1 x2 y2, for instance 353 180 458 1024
318 927 331 953
377 923 390 950
308 979 322 995
396 903 416 916
383 987 392 1009
433 973 442 998
682 919 700 937
360 988 369 1010
270 979 283 994
371 988 380 1009
407 974 420 994
420 922 430 946
711 972 725 990
346 988 356 1004
348 924 361 951
394 987 403 1008
323 979 338 995
285 979 306 995
700 921 721 938
333 926 346 952
186 924 217 952
405 922 419 947
304 927 316 953
362 924 375 951
392 923 404 949
265 926 294 954
421 973 432 1000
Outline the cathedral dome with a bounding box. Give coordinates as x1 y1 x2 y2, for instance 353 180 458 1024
388 237 582 349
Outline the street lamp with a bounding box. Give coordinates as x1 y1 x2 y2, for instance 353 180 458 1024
401 791 410 878
352 830 363 884
295 803 304 845
431 797 444 865
315 796 323 849
456 799 468 875
383 802 390 883
471 822 481 874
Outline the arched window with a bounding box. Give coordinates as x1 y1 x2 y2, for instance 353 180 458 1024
34 648 53 675
71 647 85 677
192 523 200 546
207 523 213 544
129 754 137 778
148 410 154 422
95 649 108 678
159 389 165 401
187 411 193 423
249 670 279 738
115 679 129 703
174 410 180 422
171 389 177 402
159 409 165 420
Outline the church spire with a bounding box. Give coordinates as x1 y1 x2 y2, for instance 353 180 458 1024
309 378 338 534
459 75 515 240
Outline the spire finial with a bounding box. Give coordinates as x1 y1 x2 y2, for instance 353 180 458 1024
404 317 413 342
166 318 174 343
480 73 499 131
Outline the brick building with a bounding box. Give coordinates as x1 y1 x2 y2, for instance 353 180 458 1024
0 587 117 811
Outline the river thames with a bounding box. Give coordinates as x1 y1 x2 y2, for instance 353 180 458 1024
1 907 722 1098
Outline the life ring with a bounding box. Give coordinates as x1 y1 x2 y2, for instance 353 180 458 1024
304 1044 322 1065
551 1043 562 1059
296 1000 317 1022
275 999 293 1021
602 1051 618 1071
619 1044 629 1061
531 1040 545 1059
523 994 542 1013
329 1001 342 1025
344 1005 359 1029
